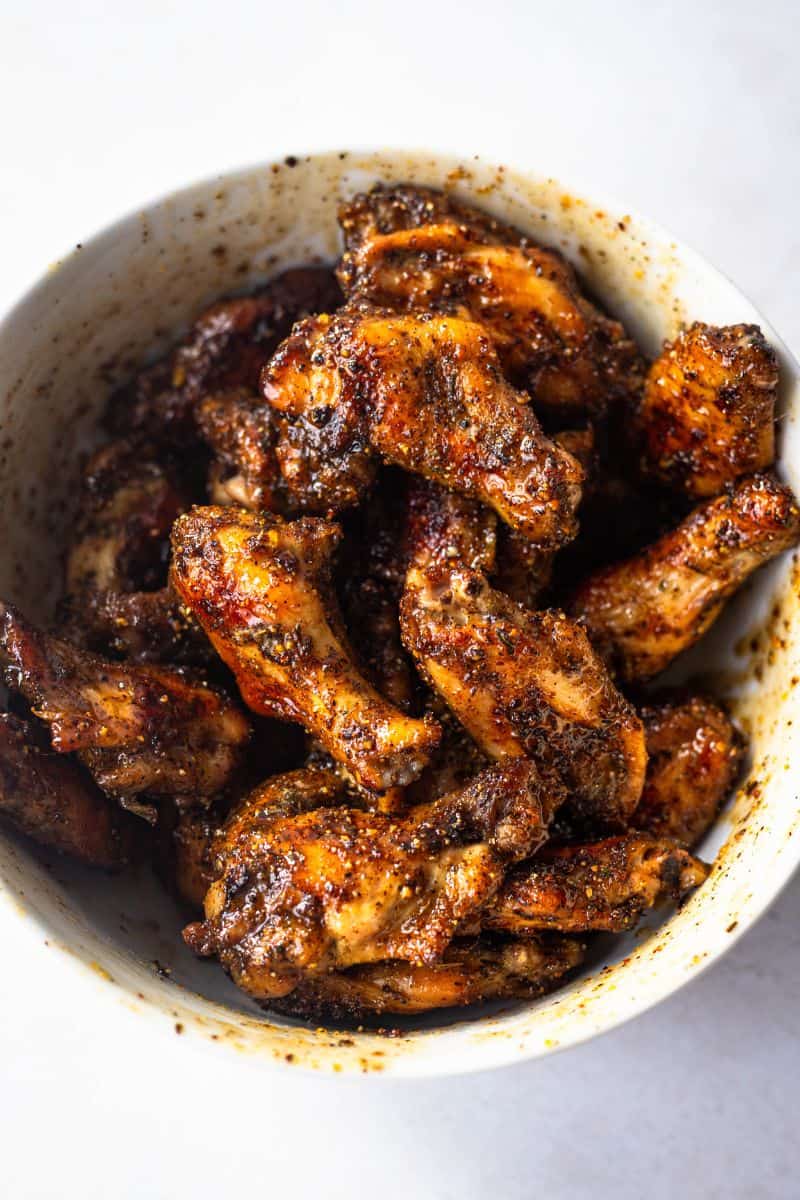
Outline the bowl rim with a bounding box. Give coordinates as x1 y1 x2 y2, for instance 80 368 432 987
1 144 798 1077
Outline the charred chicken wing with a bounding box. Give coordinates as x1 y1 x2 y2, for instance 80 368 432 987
337 185 643 416
277 934 585 1018
635 323 778 497
633 694 743 847
484 836 709 934
0 602 250 810
170 505 440 791
184 759 565 1002
571 473 800 682
262 310 584 543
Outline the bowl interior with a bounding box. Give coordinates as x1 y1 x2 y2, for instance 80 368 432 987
1 149 798 1076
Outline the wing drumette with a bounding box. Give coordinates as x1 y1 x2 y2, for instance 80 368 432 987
170 505 440 791
634 323 778 497
262 311 584 543
184 759 565 1002
0 602 250 809
484 836 709 934
337 185 643 417
571 473 800 682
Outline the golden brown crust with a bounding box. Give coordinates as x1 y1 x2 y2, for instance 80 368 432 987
635 323 777 497
170 505 440 791
570 473 800 682
484 836 709 933
634 694 743 847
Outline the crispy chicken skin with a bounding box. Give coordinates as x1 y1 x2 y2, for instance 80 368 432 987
635 323 778 497
0 602 250 808
275 935 585 1018
184 760 565 1001
170 505 440 791
400 487 646 823
0 713 134 866
634 695 743 847
262 310 584 544
484 836 709 934
571 472 800 682
337 185 644 416
107 267 342 446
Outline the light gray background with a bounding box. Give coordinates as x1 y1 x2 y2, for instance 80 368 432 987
1 2 798 1196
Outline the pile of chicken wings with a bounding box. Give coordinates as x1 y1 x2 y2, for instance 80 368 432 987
1 184 797 1021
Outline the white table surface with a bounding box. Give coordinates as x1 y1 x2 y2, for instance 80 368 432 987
2 2 798 1196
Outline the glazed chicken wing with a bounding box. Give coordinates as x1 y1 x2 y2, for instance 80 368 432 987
0 713 134 866
484 836 709 934
262 310 584 544
184 759 565 1002
633 694 743 847
400 487 646 824
0 602 250 811
170 505 440 791
277 935 585 1018
337 185 644 416
198 388 284 512
571 472 800 682
107 267 342 447
634 323 778 497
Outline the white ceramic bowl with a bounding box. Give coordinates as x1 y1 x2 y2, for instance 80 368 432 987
1 149 798 1077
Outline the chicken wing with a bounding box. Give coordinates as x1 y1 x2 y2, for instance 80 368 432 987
275 935 585 1018
337 185 644 417
484 836 709 934
633 694 743 847
400 486 646 825
0 602 250 811
171 808 219 909
571 472 800 682
169 505 439 791
107 267 342 446
184 759 565 1001
634 323 778 497
0 713 134 866
262 310 584 544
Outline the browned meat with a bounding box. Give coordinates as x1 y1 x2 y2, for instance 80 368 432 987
107 267 342 446
170 505 440 791
400 488 646 825
184 760 565 1002
404 478 497 576
337 185 644 417
262 310 584 543
0 602 250 811
197 388 283 512
484 836 709 934
635 323 778 497
277 935 585 1018
634 695 743 847
571 473 800 682
0 713 134 866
